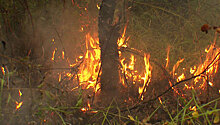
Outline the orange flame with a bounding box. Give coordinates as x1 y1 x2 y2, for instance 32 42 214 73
19 89 22 97
16 101 23 110
77 33 101 91
118 25 128 48
172 58 184 77
165 46 170 68
51 48 57 61
62 51 65 59
1 66 5 75
139 54 152 100
192 43 219 89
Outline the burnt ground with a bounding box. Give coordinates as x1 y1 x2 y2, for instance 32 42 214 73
0 57 219 124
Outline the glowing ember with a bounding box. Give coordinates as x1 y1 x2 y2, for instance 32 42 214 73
172 58 184 77
177 73 185 82
190 66 197 74
58 74 61 82
19 90 22 97
158 97 163 104
208 82 213 87
96 4 100 10
62 51 65 59
189 106 197 111
81 107 87 112
51 48 57 61
165 46 170 68
117 25 128 48
16 101 23 110
1 66 5 75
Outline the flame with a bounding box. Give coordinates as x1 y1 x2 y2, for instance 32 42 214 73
139 54 152 100
208 82 213 87
165 46 170 68
118 25 128 48
96 4 100 10
62 51 65 59
19 90 22 97
58 73 61 82
16 101 23 110
172 58 184 77
158 97 163 104
51 48 57 61
81 27 84 32
190 66 197 74
192 43 219 89
77 33 101 91
81 107 87 112
177 73 185 82
1 66 5 75
189 106 197 111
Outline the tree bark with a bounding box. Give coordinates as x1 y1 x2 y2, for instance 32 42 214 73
98 0 120 99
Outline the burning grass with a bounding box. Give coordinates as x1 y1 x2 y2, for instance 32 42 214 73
0 0 220 124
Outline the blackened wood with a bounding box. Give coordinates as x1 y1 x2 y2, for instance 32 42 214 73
98 0 120 96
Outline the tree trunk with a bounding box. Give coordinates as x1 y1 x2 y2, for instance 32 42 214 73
98 0 120 100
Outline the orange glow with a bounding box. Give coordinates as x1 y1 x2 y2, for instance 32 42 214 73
96 4 100 10
1 66 5 75
190 66 197 74
19 90 22 97
192 43 219 89
62 51 65 59
58 74 61 82
117 25 128 48
81 27 84 32
16 101 23 110
139 54 152 100
177 73 185 82
51 48 57 61
81 107 87 112
208 82 213 87
165 46 170 68
77 33 101 92
189 106 197 111
172 58 184 77
158 97 163 104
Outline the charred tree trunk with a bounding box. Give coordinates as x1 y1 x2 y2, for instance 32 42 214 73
98 0 120 100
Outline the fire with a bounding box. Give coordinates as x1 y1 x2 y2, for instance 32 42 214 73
96 4 100 10
51 48 57 61
62 51 65 59
192 43 220 89
139 54 152 100
158 97 163 104
118 25 129 48
16 101 23 110
77 33 101 91
19 89 22 97
189 106 197 111
1 66 5 75
171 58 184 77
165 46 170 68
177 73 185 82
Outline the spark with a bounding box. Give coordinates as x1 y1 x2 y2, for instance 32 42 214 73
16 101 23 110
1 66 5 75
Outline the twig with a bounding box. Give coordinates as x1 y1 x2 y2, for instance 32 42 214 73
54 28 67 59
138 78 150 101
